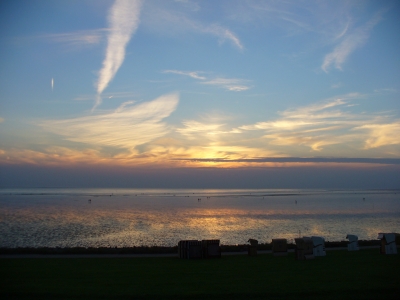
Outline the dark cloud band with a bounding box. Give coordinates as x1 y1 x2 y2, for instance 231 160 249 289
176 157 400 165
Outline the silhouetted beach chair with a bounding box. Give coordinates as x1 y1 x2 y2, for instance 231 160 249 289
202 240 221 258
346 234 359 251
271 239 288 256
309 236 326 256
295 237 314 260
377 233 397 255
247 239 258 256
178 240 203 259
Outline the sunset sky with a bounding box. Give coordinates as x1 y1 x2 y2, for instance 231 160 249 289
0 0 399 188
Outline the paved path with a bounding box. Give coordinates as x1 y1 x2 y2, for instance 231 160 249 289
0 246 381 259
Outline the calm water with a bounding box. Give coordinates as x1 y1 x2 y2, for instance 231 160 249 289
1 188 399 247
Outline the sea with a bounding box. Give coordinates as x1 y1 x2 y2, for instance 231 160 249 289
0 188 399 248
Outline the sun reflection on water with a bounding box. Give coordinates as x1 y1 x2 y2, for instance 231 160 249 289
1 190 399 247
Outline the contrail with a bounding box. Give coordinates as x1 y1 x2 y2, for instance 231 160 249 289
51 78 54 91
94 0 142 110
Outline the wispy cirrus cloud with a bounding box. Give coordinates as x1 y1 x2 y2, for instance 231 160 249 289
355 123 400 149
228 1 384 72
15 29 106 51
176 120 226 140
202 77 251 91
202 24 243 50
163 70 251 91
167 92 400 164
143 3 243 50
162 70 206 80
74 92 137 102
322 11 383 72
40 93 179 150
239 93 400 152
43 29 106 48
231 0 352 39
95 0 142 109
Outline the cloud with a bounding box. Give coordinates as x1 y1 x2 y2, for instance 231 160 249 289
143 3 243 50
229 1 385 73
262 132 352 152
176 120 225 140
202 24 243 50
0 117 4 123
162 70 206 80
170 92 399 160
233 0 353 39
238 93 395 152
185 21 243 50
202 78 250 91
177 157 400 165
240 120 315 131
95 0 142 108
169 93 393 163
163 70 251 91
355 123 400 149
0 147 107 166
43 29 106 48
74 92 137 101
279 95 359 119
15 29 106 51
40 93 179 150
322 12 383 72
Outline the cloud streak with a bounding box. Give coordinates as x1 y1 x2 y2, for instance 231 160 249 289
163 70 206 80
202 77 251 91
176 157 400 165
95 0 142 109
322 11 383 72
355 123 400 149
239 93 400 152
143 3 243 50
43 29 106 48
40 93 179 150
203 24 243 50
163 69 251 91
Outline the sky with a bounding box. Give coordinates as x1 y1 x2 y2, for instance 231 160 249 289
0 0 399 189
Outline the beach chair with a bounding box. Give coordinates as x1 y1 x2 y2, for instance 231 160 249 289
309 236 326 256
346 234 359 251
247 239 258 256
294 237 314 260
189 240 203 259
178 240 203 259
178 240 191 258
271 239 288 256
377 233 397 255
202 240 221 258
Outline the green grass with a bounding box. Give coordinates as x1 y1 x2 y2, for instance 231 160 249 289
1 249 399 299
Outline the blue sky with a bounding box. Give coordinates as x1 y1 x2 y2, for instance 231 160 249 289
0 0 399 188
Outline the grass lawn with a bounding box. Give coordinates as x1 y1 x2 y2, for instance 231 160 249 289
1 249 399 299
